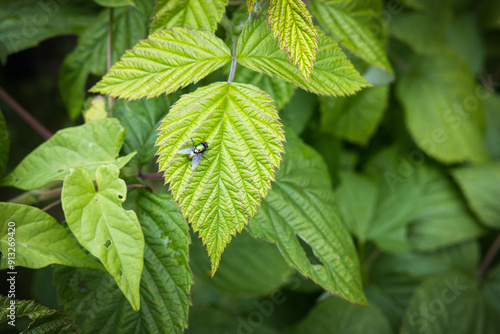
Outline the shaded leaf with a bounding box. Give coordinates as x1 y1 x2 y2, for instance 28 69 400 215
309 0 392 72
91 27 231 100
268 0 318 80
292 297 392 334
152 0 227 33
55 189 192 334
94 0 132 6
0 203 101 270
113 95 173 167
0 296 73 333
0 109 9 177
248 130 366 304
1 118 134 190
396 49 488 163
236 17 369 97
452 163 500 229
320 85 389 146
485 94 500 159
59 7 147 119
61 164 144 310
156 82 284 273
0 0 96 54
190 230 293 294
234 67 296 110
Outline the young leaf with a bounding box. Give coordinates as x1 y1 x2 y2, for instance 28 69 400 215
236 17 369 97
452 163 500 229
55 189 192 334
113 95 173 167
91 27 231 100
0 203 101 270
309 0 392 72
320 85 389 146
61 164 144 311
292 297 392 334
1 118 134 190
59 7 147 119
152 0 228 33
247 0 257 12
0 297 73 333
248 130 366 305
156 82 285 273
267 0 318 80
396 49 488 163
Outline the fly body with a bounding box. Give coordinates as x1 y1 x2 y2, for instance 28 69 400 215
178 141 209 169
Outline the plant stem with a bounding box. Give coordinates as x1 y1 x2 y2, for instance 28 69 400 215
477 233 500 283
228 40 238 83
107 8 115 116
42 199 61 212
140 173 164 180
0 86 52 140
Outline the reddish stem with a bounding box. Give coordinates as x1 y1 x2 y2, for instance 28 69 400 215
0 87 52 140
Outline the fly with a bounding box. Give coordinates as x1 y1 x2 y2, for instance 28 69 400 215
178 141 209 169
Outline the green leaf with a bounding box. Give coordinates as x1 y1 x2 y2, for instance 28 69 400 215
366 146 485 251
156 82 284 273
390 0 452 54
0 0 96 54
400 273 499 333
247 0 257 13
0 109 9 177
292 297 392 334
234 67 296 110
113 95 173 167
59 7 147 119
236 17 369 97
248 130 366 304
152 0 228 33
190 230 293 294
91 27 231 100
447 13 485 75
452 163 500 229
320 85 389 146
267 0 318 80
309 0 392 72
0 296 73 333
485 94 500 159
335 170 414 253
83 95 108 123
366 241 480 331
1 118 134 190
61 164 144 310
55 189 191 334
94 0 132 7
0 203 101 270
280 89 317 135
396 49 488 164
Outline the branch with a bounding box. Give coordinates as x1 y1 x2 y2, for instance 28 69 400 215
0 86 52 140
228 39 238 83
477 233 500 283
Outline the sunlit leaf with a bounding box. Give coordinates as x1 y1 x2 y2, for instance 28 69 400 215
236 17 369 97
268 0 318 80
61 164 144 310
1 118 134 190
91 27 231 100
156 82 284 273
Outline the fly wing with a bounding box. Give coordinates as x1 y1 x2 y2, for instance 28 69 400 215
191 153 203 169
178 146 195 154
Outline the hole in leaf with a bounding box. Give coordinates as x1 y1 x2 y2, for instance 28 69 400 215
104 240 112 248
297 235 323 266
0 251 4 258
57 169 64 173
119 270 123 277
118 194 123 200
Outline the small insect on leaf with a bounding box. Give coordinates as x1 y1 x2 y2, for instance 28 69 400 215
178 141 209 169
